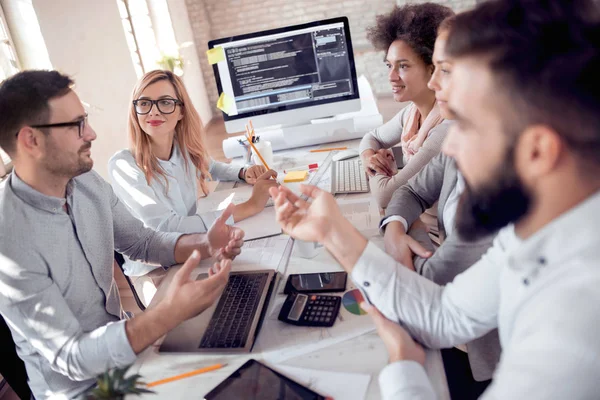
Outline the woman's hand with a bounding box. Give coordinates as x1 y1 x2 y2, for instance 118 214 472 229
361 149 396 177
243 165 268 184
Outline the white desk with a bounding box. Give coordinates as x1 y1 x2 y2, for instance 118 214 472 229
130 140 449 400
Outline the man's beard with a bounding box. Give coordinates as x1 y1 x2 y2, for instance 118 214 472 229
455 147 532 241
43 141 93 179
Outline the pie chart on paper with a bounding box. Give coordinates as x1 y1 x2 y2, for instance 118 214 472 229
342 288 368 316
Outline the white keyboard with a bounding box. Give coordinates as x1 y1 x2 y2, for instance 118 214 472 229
331 159 369 194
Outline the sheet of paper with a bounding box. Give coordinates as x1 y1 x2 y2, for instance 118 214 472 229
336 196 381 233
192 235 293 275
197 185 273 212
273 365 371 400
237 207 281 241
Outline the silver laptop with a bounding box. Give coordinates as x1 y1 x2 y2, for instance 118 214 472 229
159 270 278 353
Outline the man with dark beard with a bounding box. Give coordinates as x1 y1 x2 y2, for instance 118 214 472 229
268 0 600 398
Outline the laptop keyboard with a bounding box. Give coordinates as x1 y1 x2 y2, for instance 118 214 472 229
199 272 269 349
333 159 369 194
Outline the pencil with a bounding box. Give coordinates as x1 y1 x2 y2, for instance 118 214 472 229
309 146 348 153
245 123 253 144
146 363 227 388
245 133 270 170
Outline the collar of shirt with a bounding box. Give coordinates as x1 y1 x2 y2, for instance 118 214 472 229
10 172 75 214
157 142 184 169
507 189 600 274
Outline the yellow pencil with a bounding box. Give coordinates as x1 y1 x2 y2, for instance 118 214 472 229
246 123 254 144
249 120 255 136
310 146 348 153
146 363 227 388
245 133 270 170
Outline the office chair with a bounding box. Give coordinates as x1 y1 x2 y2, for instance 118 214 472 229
0 314 32 400
114 251 146 312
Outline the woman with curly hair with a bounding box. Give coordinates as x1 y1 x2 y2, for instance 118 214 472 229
360 3 455 210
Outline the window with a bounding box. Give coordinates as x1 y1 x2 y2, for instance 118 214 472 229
117 0 161 77
117 0 183 78
0 4 18 177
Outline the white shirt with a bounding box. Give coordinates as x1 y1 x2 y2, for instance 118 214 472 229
353 189 600 399
441 172 464 237
108 145 243 276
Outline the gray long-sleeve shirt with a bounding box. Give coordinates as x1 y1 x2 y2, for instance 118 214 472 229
0 171 182 399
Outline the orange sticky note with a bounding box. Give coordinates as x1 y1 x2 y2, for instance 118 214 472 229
283 170 308 183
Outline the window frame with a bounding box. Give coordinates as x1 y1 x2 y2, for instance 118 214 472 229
0 4 19 177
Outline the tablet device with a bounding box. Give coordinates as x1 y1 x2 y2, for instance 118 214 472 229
204 359 326 400
391 147 405 169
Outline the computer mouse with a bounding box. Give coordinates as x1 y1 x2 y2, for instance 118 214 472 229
332 149 360 162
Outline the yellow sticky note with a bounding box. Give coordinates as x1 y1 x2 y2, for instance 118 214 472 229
206 47 225 64
283 170 309 183
217 92 234 115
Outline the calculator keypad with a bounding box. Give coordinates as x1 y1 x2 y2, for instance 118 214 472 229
299 295 341 327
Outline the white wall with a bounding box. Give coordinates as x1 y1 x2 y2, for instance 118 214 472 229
32 0 138 179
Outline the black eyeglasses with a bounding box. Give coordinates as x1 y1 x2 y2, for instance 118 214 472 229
133 98 182 115
17 114 89 138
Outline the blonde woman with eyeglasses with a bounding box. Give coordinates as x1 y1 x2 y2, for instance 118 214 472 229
108 70 277 304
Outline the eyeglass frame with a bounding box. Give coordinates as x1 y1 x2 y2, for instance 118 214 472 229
132 98 183 115
16 114 89 138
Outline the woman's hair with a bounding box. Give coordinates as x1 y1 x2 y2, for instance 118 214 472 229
367 3 455 65
128 70 211 196
438 15 456 36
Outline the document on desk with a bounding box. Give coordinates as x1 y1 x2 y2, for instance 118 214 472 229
192 235 293 274
234 207 281 241
273 365 371 400
336 196 381 234
196 188 281 241
197 184 274 210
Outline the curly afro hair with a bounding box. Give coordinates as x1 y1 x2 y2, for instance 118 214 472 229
367 3 455 66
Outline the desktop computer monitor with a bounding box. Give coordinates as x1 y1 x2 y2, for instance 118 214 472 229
208 17 361 133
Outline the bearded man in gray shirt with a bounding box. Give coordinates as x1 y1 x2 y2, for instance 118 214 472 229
0 70 244 399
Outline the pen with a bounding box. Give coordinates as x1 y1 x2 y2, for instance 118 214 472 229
146 363 227 388
309 146 348 153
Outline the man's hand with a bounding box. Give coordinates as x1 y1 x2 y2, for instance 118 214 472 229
361 149 396 177
126 251 231 353
207 203 245 260
248 170 278 209
384 221 432 271
269 184 342 243
362 302 426 365
243 165 268 184
163 250 231 323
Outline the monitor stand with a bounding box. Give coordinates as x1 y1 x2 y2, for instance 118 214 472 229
222 113 383 159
